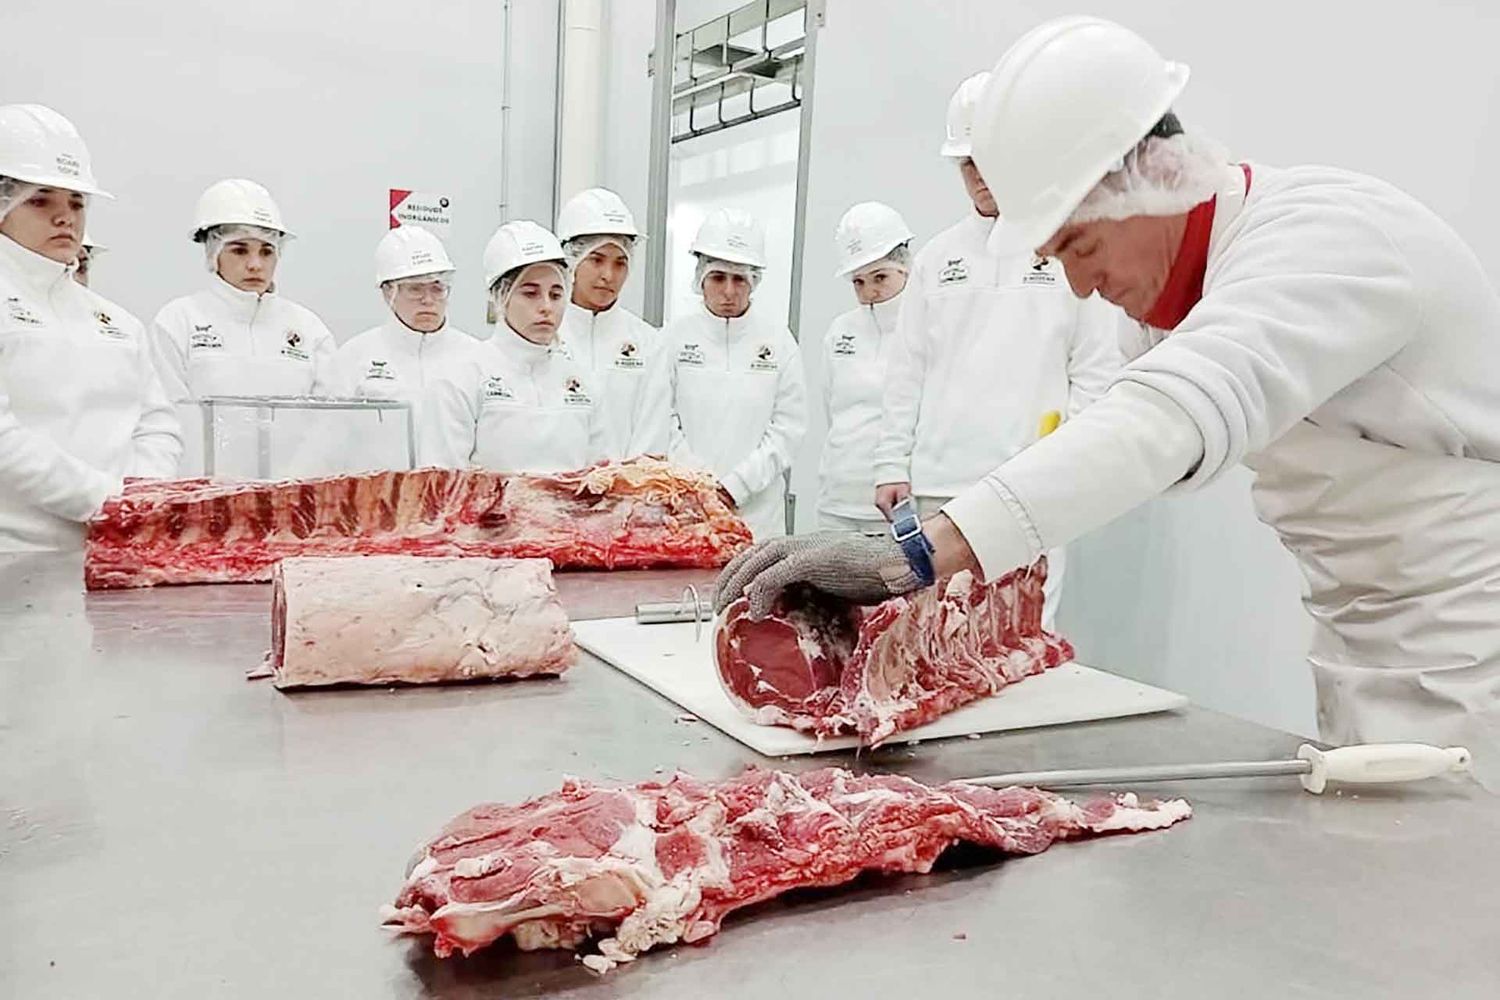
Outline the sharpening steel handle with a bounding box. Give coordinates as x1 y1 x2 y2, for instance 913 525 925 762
1298 743 1471 794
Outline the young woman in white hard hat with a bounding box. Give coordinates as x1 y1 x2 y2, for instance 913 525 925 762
0 103 181 551
150 178 335 404
556 187 671 461
718 17 1500 787
816 202 914 535
319 226 489 470
663 208 807 540
458 220 607 474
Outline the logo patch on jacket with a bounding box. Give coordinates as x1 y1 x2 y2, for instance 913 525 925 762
364 359 397 381
482 375 514 401
1022 254 1059 286
94 309 128 341
189 323 223 350
833 332 857 357
562 376 593 407
280 328 310 362
677 342 705 367
937 257 969 285
613 340 643 369
750 344 779 372
4 297 43 327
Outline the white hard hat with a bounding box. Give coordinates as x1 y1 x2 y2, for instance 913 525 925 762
690 208 766 268
833 202 914 277
192 178 292 240
556 187 640 242
483 220 567 290
973 16 1191 256
938 72 991 159
375 226 454 284
0 104 110 198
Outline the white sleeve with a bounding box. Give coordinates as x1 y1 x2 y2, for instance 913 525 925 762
626 331 673 458
319 343 357 400
417 364 481 467
663 331 702 469
871 268 927 487
721 331 808 503
307 313 339 396
125 329 184 478
149 304 193 402
1117 199 1418 489
1064 294 1124 416
942 380 1203 582
0 380 120 523
818 321 835 431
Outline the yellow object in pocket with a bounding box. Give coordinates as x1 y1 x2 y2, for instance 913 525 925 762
1038 410 1062 439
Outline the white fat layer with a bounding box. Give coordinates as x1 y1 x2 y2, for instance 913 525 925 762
274 556 574 687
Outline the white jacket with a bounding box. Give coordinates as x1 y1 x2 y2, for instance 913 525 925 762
0 236 181 551
320 320 489 469
818 295 902 520
944 162 1500 771
872 210 1122 499
463 328 609 474
665 303 807 539
559 302 672 460
151 276 336 400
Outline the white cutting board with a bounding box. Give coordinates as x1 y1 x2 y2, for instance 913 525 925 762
572 616 1189 757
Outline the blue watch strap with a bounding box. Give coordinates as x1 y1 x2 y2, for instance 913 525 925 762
889 497 937 587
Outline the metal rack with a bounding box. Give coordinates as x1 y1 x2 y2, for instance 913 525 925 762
196 396 416 479
668 0 809 142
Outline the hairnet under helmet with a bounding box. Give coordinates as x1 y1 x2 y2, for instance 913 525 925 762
1064 114 1226 229
693 254 762 294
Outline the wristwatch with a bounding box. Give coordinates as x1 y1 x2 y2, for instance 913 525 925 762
888 497 937 588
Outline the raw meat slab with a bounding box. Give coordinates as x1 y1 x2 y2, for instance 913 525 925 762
572 617 1189 756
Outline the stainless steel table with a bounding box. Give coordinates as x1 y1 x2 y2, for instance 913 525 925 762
2 552 1496 999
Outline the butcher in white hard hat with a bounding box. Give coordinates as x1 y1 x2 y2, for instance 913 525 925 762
719 16 1500 785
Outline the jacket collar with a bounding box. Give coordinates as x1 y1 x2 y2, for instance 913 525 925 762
700 300 755 335
206 273 274 320
382 317 449 347
0 234 74 294
868 293 902 335
493 323 557 365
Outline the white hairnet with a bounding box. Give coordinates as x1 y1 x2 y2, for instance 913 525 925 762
490 260 570 313
202 223 284 273
0 177 40 224
1066 129 1227 228
0 176 93 227
694 254 763 293
563 233 636 268
852 241 913 279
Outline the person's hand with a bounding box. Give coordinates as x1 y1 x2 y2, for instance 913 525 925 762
874 482 912 520
714 531 922 619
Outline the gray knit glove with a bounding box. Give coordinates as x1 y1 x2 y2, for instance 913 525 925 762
714 531 922 619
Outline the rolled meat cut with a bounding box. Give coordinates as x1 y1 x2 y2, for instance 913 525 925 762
714 562 1072 745
270 555 575 688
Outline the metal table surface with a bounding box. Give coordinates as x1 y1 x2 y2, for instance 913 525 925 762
2 551 1497 1000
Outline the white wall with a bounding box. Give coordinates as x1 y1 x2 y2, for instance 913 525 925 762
663 114 800 327
790 0 1500 736
2 0 562 340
